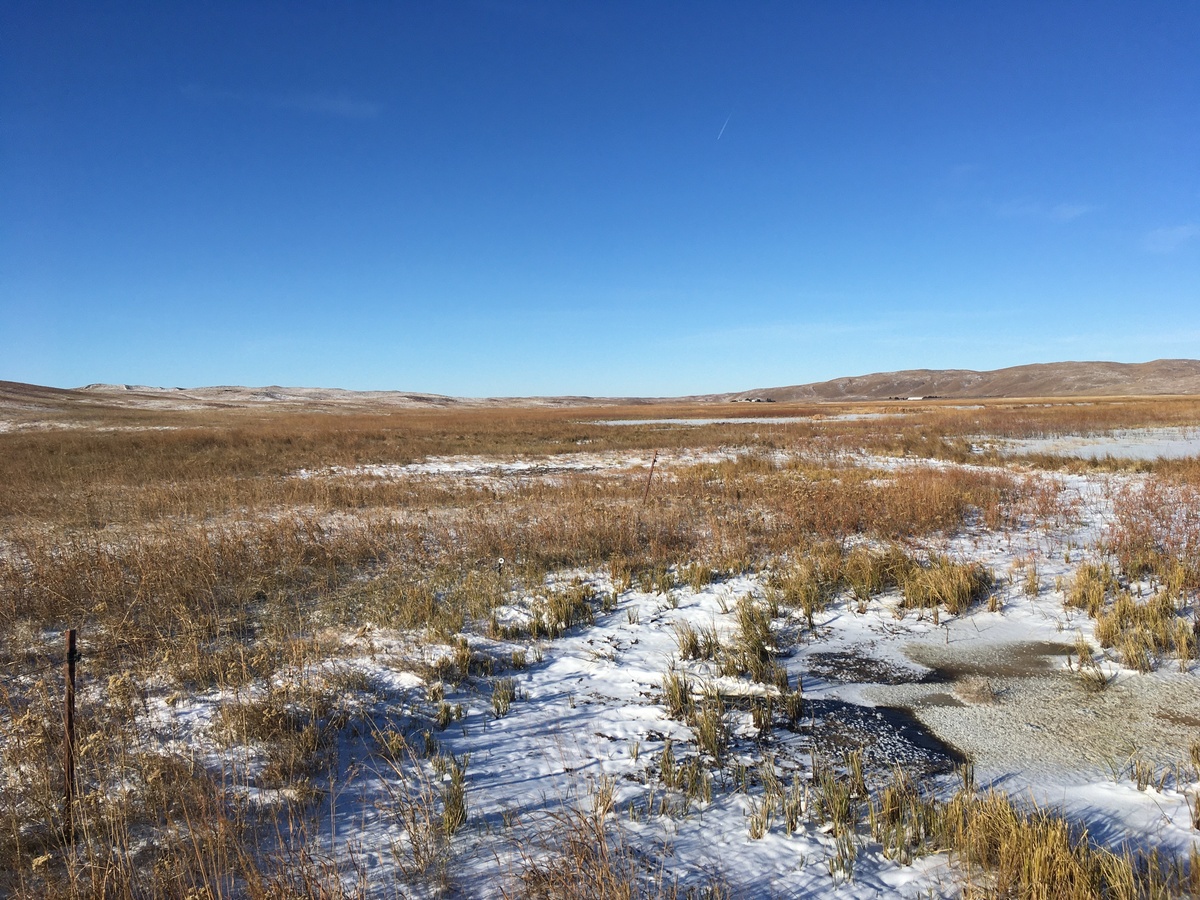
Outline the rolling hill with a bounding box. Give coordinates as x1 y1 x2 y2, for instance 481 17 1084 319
2 359 1199 419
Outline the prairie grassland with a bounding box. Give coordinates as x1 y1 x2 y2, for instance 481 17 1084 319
2 397 1199 897
1 404 1029 679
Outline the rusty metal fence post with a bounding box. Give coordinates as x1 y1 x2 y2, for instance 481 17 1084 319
641 450 659 504
63 628 77 841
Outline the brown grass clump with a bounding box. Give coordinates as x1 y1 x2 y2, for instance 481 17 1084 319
673 620 720 661
661 667 695 720
786 758 1199 895
1107 478 1200 589
866 777 1199 898
720 595 781 684
1093 591 1195 673
771 542 995 620
1066 559 1195 672
770 542 918 621
868 766 932 865
212 671 366 788
506 807 729 900
691 687 728 762
659 672 730 764
1066 563 1118 617
947 791 1110 897
843 544 911 603
900 556 994 616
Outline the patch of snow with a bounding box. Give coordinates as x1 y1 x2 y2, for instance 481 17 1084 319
1001 427 1200 460
594 413 894 426
106 437 1200 895
295 449 743 482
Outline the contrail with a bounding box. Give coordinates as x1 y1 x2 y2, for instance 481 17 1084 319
717 113 731 140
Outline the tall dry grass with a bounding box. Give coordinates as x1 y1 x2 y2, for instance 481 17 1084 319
3 397 1199 896
1107 478 1200 589
1053 475 1200 672
1 427 1032 683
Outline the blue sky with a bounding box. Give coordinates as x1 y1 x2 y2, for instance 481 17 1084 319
3 2 1199 396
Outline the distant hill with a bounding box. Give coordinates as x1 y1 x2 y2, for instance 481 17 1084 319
69 383 653 409
1 359 1199 420
715 359 1200 403
0 380 653 415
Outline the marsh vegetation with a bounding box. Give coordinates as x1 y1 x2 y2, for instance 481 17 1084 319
2 396 1199 897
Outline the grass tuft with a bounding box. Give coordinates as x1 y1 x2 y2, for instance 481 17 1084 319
900 555 993 616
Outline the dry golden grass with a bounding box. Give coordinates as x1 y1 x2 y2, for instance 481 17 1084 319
8 395 1200 530
0 414 1040 693
1061 479 1200 672
3 396 1200 897
1107 478 1200 588
0 686 298 898
900 555 995 617
866 774 1200 898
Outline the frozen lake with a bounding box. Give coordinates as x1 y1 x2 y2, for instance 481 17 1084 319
594 413 890 426
1002 427 1200 460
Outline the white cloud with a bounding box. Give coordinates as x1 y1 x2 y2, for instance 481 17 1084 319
1142 224 1200 254
993 199 1098 222
274 93 381 118
1047 203 1097 222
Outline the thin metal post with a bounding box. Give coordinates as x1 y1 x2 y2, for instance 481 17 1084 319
63 628 77 841
641 451 659 504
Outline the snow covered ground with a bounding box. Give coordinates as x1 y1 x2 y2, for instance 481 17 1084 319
296 448 741 483
135 439 1200 897
592 413 892 426
999 427 1200 460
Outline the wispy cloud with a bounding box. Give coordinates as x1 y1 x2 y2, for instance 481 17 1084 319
992 199 1099 223
1142 224 1200 254
1046 202 1098 222
182 84 381 119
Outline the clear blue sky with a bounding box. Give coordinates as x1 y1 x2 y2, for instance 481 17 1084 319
3 2 1198 396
